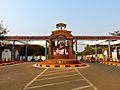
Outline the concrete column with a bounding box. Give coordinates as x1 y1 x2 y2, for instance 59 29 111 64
57 39 59 45
45 40 48 60
69 39 73 55
64 39 66 45
108 40 111 61
75 40 78 59
48 39 52 55
12 40 15 61
25 44 28 61
115 46 117 62
95 45 98 61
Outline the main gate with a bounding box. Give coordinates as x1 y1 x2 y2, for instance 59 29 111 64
0 23 120 62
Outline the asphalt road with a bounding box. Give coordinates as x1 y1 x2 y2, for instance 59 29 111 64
0 62 45 90
0 62 120 90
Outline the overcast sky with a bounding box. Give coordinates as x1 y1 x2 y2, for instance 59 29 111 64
0 0 120 36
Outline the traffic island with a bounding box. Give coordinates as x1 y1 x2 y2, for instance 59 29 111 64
33 60 87 68
33 23 88 68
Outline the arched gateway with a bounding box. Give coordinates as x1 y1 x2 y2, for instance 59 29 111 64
2 23 120 67
48 23 74 59
40 23 82 65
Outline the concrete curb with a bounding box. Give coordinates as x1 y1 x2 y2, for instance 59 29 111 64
0 61 23 66
33 63 87 68
100 61 120 66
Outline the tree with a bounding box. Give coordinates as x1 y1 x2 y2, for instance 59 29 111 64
77 45 95 56
109 30 120 36
0 20 9 36
19 45 45 56
77 45 102 56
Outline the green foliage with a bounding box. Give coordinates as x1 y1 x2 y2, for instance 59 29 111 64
0 20 9 36
20 45 45 56
0 45 45 56
77 45 94 56
82 45 95 55
77 45 102 56
29 45 45 56
109 30 120 36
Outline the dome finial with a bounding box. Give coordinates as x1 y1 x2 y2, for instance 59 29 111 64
56 23 66 30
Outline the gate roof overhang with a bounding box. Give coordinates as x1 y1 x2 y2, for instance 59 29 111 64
0 36 120 40
73 36 120 40
1 36 120 46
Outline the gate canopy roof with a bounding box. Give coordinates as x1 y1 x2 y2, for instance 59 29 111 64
0 36 120 40
0 36 120 46
84 40 120 45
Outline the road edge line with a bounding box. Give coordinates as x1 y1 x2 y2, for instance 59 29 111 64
74 68 98 90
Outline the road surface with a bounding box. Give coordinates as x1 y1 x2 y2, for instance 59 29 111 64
0 62 120 90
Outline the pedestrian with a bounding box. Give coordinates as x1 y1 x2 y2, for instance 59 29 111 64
90 56 95 62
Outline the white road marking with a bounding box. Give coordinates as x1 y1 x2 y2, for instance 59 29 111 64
45 68 74 73
23 66 94 90
42 70 76 76
23 67 48 90
25 79 85 90
75 68 98 90
33 64 38 67
70 85 91 90
36 73 79 81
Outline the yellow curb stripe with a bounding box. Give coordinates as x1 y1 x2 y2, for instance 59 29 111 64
42 65 46 68
70 65 75 67
117 64 120 66
112 63 116 66
37 64 40 67
60 65 65 68
50 65 54 68
0 61 23 66
100 61 120 67
35 63 87 68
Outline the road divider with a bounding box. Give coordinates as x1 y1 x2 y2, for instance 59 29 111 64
0 61 23 66
100 61 120 66
33 63 87 68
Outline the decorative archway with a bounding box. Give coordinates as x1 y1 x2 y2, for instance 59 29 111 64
48 23 75 59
